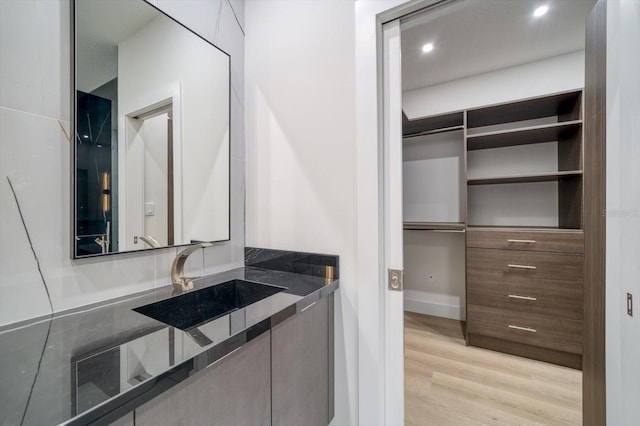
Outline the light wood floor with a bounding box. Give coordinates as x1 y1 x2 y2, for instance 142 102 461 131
405 312 582 426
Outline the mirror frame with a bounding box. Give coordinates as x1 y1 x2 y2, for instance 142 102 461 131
71 0 231 259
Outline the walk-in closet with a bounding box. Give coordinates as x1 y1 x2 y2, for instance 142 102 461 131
400 1 596 423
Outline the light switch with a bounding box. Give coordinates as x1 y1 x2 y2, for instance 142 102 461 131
145 202 155 216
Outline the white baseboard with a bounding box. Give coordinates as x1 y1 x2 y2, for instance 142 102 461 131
404 297 466 321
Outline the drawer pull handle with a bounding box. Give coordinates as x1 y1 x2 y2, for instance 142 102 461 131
508 264 537 270
508 294 537 301
508 325 537 333
507 239 536 244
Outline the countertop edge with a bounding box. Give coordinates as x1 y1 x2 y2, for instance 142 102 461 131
60 278 340 426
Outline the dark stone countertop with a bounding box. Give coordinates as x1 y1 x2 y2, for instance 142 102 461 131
0 265 339 426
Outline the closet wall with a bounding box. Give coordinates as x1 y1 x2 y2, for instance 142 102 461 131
403 129 466 320
402 50 585 321
403 51 584 119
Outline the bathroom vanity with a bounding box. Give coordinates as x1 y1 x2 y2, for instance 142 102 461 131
0 248 338 426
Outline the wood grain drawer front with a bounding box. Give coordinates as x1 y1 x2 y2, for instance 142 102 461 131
467 248 583 320
467 229 584 253
467 304 583 354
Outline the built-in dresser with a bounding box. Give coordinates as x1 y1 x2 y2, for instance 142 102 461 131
403 90 585 369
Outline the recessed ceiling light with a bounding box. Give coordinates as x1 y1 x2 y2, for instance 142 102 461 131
533 5 549 17
422 43 434 53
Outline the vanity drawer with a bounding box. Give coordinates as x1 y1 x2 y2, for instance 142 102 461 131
467 248 583 320
467 304 583 355
467 229 584 253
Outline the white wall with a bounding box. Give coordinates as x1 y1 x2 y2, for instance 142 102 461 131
118 14 230 245
606 0 640 424
402 131 466 320
403 51 585 119
0 0 245 327
403 231 466 320
244 1 356 424
403 131 465 223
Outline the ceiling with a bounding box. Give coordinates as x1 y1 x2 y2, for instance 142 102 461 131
401 0 597 92
76 0 159 92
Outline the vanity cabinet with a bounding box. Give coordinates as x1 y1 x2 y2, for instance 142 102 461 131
134 331 271 426
272 295 333 426
108 294 335 426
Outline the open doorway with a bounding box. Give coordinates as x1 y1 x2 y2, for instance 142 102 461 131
123 102 177 251
398 0 595 423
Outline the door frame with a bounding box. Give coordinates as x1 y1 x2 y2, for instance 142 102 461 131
119 83 183 251
356 1 457 425
357 0 608 424
583 0 607 424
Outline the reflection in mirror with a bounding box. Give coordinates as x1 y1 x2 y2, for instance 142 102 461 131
73 0 230 258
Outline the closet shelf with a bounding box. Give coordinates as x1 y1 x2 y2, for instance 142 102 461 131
403 111 464 136
403 125 465 140
467 170 583 185
403 222 466 231
466 90 583 128
466 120 582 150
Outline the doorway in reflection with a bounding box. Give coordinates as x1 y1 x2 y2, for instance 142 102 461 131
127 105 174 249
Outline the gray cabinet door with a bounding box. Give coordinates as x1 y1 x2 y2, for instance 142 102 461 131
272 296 331 426
135 331 271 426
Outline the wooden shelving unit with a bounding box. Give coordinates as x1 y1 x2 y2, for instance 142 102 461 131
465 91 582 128
403 89 586 369
466 89 584 229
466 120 582 151
402 109 466 226
403 125 465 139
403 111 464 137
467 170 583 185
402 110 467 324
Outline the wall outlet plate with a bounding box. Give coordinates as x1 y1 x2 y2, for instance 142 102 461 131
145 202 155 216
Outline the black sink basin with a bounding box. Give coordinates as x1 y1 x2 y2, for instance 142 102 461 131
133 280 286 330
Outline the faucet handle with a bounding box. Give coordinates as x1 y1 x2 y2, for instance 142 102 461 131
171 242 213 292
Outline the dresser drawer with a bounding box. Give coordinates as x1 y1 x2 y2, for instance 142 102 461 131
467 248 583 320
467 229 584 253
467 304 583 354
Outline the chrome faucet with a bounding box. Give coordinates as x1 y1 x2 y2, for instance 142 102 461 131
138 234 161 248
171 242 213 292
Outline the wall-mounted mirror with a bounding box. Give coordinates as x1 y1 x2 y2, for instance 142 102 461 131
73 0 230 258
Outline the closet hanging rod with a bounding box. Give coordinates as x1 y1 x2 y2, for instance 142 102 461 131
403 222 466 232
404 228 466 233
403 125 465 139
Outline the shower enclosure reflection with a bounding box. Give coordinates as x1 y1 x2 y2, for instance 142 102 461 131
76 90 117 254
73 0 230 257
